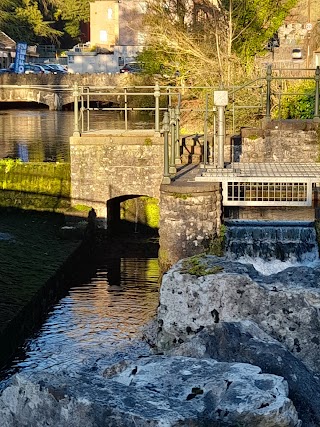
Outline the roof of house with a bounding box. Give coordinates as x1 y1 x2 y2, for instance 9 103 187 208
0 31 16 50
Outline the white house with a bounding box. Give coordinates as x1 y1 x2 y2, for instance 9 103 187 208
67 0 146 74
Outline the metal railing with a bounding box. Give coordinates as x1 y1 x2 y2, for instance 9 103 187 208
72 83 168 135
264 65 320 121
71 67 320 184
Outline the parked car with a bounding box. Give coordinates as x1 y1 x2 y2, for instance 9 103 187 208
292 48 302 60
25 64 50 74
46 64 68 74
34 64 55 73
7 63 50 74
120 62 143 74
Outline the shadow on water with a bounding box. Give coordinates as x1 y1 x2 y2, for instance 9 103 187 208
0 221 160 383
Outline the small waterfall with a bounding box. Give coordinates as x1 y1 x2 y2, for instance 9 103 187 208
225 220 319 274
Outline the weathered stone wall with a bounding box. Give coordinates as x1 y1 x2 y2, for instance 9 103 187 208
70 131 164 218
159 183 222 268
240 120 320 163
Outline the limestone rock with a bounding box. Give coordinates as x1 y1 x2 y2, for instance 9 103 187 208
168 321 320 427
156 256 320 373
0 356 300 427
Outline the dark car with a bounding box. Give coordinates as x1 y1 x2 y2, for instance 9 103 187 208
7 63 49 74
120 62 142 74
34 64 55 73
46 64 68 74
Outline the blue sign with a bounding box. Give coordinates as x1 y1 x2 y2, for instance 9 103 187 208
14 42 28 74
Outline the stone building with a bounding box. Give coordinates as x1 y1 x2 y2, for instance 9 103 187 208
68 0 146 73
264 0 320 68
0 31 16 69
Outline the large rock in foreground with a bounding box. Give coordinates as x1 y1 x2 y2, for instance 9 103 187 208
156 256 320 373
0 356 300 427
168 320 320 426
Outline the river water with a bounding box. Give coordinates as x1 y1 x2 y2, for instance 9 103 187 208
1 237 160 385
0 107 152 162
0 107 159 385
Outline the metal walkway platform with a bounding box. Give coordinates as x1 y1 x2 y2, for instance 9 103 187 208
195 163 320 206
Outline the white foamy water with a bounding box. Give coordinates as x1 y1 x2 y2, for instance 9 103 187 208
225 220 320 275
236 252 320 275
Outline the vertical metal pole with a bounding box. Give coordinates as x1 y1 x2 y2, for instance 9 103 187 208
174 104 181 165
314 66 320 122
169 108 176 174
73 82 80 136
217 105 225 169
162 112 171 184
278 86 282 120
154 82 160 132
203 93 208 167
80 89 84 133
266 64 272 121
86 87 90 132
167 87 171 108
210 105 216 166
124 87 128 131
232 92 235 135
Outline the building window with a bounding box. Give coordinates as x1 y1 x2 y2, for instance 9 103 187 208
137 32 145 45
107 8 112 19
100 30 107 42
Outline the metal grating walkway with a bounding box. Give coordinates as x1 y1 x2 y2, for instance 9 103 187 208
195 163 320 206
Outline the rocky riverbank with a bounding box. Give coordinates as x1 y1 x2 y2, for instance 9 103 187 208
3 254 320 425
156 255 320 426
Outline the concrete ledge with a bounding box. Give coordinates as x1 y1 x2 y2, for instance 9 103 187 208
262 119 320 131
70 131 163 146
160 181 219 194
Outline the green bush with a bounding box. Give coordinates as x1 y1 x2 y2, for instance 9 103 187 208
280 80 315 119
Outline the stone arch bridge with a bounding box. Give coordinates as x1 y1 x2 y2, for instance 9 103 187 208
0 73 131 110
70 129 220 267
70 130 165 221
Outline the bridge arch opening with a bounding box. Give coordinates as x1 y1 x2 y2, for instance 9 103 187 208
0 101 49 110
107 195 159 236
62 100 120 111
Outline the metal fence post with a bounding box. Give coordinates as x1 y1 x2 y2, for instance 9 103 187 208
314 66 320 122
214 91 228 169
154 82 160 133
124 87 128 131
174 105 181 165
80 89 84 133
86 87 90 132
169 107 176 174
202 93 209 167
265 64 272 121
209 105 216 166
162 112 171 184
217 105 225 168
73 83 80 136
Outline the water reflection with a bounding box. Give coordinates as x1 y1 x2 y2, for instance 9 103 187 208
4 257 159 378
0 109 153 163
0 110 73 162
